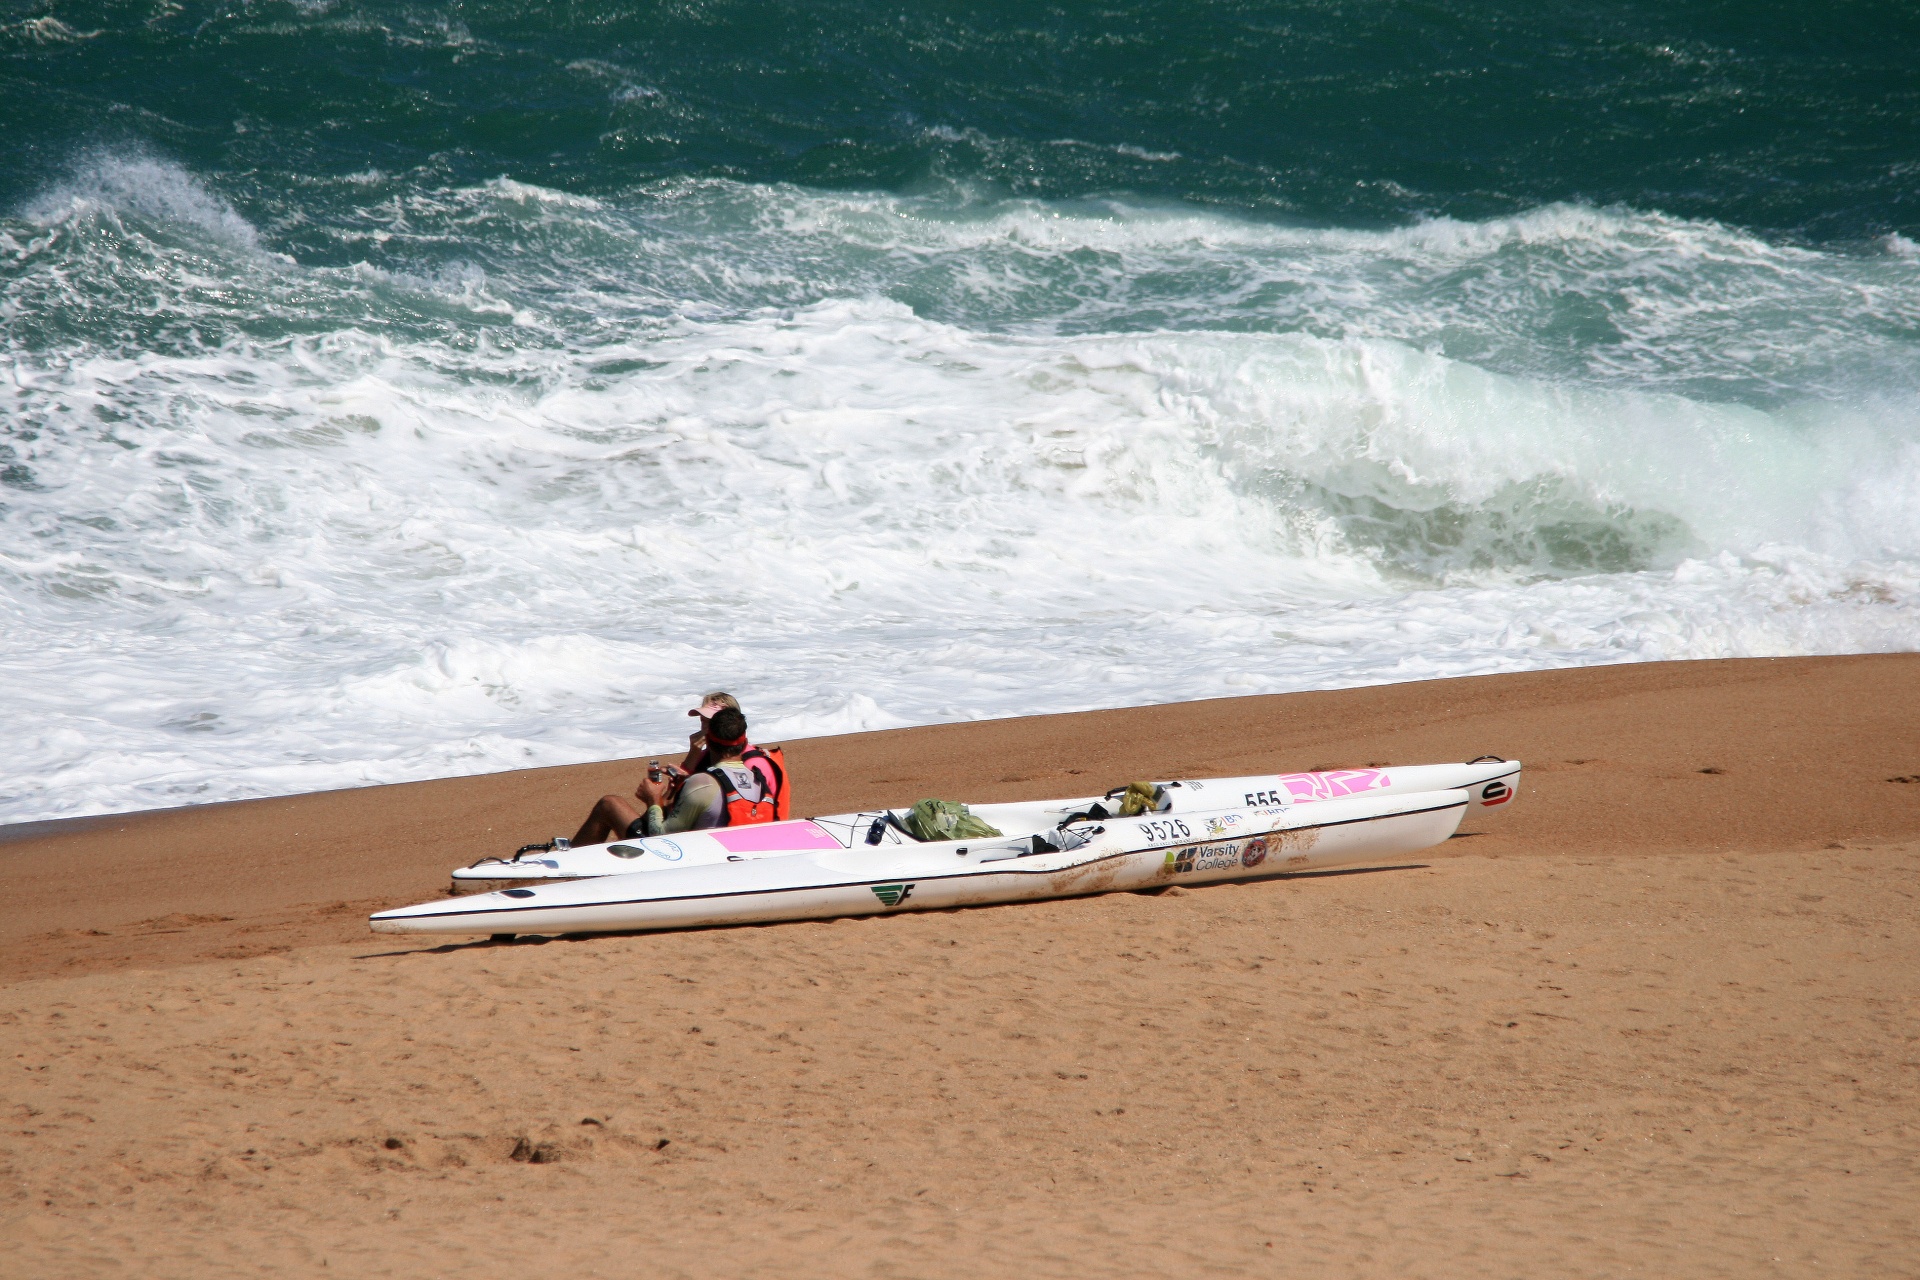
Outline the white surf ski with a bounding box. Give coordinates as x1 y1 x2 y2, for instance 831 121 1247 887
375 787 1471 938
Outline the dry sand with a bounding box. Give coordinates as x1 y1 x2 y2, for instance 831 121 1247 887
2 654 1917 1276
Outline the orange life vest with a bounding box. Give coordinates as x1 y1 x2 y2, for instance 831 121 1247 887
707 746 789 826
745 745 789 820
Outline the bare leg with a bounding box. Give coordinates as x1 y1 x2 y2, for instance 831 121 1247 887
572 794 643 847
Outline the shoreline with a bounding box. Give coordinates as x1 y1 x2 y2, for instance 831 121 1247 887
3 653 1915 977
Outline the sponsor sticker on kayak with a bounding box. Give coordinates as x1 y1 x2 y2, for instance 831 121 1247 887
1165 842 1243 875
870 883 915 907
1241 837 1268 868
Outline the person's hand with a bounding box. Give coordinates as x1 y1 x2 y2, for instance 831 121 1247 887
634 773 675 808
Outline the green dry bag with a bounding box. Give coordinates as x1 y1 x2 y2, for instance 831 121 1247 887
903 798 1003 842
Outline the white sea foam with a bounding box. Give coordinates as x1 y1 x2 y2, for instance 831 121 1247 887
1 161 1916 822
25 148 262 250
3 16 103 44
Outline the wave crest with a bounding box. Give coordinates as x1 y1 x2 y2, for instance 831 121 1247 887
23 149 260 250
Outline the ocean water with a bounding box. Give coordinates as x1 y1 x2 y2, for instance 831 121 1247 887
3 2 1917 822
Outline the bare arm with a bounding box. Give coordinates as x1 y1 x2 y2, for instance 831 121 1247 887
677 727 708 774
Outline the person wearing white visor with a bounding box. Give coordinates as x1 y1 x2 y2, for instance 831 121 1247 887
677 690 746 775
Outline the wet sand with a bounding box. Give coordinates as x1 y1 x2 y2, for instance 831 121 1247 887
3 655 1917 1276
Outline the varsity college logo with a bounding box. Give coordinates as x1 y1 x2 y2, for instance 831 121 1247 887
870 883 915 907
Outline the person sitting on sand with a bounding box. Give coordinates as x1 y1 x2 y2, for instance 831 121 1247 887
675 691 786 822
560 691 750 847
570 707 781 845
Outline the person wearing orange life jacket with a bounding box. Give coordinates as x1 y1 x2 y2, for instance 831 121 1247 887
671 690 787 812
693 713 789 828
568 707 788 847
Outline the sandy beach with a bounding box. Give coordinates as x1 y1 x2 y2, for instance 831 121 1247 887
3 654 1917 1277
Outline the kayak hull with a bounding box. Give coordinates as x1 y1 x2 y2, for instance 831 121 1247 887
376 789 1468 937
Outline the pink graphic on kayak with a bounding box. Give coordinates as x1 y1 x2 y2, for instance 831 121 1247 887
708 821 845 853
1277 769 1392 802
